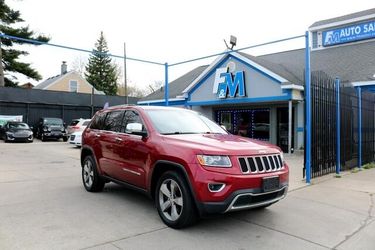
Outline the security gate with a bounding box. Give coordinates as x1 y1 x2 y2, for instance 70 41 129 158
308 71 375 178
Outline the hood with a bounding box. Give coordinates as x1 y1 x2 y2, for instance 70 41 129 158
161 133 281 155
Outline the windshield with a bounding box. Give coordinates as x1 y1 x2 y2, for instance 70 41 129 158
146 109 227 135
44 118 63 125
9 123 29 129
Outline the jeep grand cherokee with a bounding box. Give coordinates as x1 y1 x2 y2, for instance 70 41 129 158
81 106 289 228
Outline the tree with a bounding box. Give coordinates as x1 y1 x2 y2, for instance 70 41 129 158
117 82 147 98
147 80 163 94
71 56 87 77
85 31 118 95
0 0 50 87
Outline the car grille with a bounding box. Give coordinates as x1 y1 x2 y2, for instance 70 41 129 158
70 135 76 140
238 154 283 174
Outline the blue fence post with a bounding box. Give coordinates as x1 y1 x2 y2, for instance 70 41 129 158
335 78 341 174
357 86 362 168
305 31 312 184
164 63 169 106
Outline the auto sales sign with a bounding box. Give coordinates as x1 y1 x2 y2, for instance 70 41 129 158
323 20 375 47
212 63 245 99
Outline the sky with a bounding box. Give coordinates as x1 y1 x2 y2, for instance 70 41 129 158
5 0 375 91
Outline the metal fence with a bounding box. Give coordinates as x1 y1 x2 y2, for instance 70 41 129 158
309 71 375 178
0 87 139 126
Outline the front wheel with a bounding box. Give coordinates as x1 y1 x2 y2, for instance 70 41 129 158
82 155 105 192
155 171 197 229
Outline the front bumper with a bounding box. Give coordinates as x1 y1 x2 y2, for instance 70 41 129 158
196 185 287 215
188 162 289 215
42 131 67 138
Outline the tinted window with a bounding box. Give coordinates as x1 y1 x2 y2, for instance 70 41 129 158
82 121 90 126
90 112 107 130
69 120 80 126
8 123 30 129
44 118 63 125
122 110 145 133
103 111 124 132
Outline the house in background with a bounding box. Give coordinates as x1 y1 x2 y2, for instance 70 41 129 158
20 82 34 89
34 61 104 95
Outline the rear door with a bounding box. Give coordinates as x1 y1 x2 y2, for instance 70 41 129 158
97 110 125 179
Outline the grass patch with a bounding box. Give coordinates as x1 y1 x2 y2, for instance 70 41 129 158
363 162 375 169
351 167 360 173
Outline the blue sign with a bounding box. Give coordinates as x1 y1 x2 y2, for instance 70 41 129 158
213 68 245 99
323 20 375 47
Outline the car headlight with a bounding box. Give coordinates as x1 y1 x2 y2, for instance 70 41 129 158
280 151 284 163
197 155 232 168
61 128 65 132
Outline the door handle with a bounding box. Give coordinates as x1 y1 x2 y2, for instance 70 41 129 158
115 137 123 142
95 134 101 138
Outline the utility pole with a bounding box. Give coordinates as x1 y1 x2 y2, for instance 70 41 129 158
123 42 128 104
0 38 5 87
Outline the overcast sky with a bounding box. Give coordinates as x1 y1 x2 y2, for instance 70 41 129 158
6 0 375 90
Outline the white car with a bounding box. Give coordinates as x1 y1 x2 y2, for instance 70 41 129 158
69 131 83 147
67 119 91 136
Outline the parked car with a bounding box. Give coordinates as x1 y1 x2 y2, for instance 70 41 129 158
69 130 83 147
67 118 91 136
81 106 289 228
0 121 33 142
35 117 68 142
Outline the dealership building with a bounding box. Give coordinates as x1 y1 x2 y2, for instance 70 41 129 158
139 8 375 153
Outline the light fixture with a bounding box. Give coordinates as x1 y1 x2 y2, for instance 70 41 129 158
224 35 237 50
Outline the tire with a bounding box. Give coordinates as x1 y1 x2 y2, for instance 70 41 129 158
155 171 198 229
63 136 68 142
41 134 45 142
82 155 105 192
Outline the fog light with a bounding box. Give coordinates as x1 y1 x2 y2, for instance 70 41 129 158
208 183 226 192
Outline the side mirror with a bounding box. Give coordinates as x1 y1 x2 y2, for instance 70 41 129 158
126 122 147 137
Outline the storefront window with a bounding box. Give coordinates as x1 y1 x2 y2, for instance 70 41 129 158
216 109 270 141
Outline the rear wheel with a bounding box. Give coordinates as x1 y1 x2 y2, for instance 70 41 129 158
41 133 45 142
63 136 68 142
82 155 105 192
155 171 197 229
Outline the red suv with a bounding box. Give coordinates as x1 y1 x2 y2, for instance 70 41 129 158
81 106 289 228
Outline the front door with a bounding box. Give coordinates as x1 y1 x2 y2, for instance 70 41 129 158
277 107 294 152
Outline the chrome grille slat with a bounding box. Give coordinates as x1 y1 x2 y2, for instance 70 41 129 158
238 154 284 174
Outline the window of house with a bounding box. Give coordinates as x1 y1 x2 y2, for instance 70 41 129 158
69 80 78 92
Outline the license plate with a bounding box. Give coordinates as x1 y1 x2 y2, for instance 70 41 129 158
262 176 279 192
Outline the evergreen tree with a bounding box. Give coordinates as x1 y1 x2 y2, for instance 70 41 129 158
85 32 118 95
0 0 50 87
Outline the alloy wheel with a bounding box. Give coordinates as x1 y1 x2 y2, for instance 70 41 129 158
158 179 184 221
83 160 94 188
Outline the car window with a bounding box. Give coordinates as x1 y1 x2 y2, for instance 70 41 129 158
145 109 227 135
122 110 146 134
69 120 80 126
103 111 125 132
44 118 63 125
8 123 29 129
90 112 107 130
82 120 90 126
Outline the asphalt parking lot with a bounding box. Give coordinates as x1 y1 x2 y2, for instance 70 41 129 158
0 140 374 250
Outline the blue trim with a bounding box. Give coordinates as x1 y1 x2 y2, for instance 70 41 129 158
335 78 341 175
187 94 291 106
305 31 312 184
357 87 362 168
138 100 186 106
297 127 304 132
164 63 169 106
188 54 283 100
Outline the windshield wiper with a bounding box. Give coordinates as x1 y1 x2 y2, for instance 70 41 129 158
161 132 200 135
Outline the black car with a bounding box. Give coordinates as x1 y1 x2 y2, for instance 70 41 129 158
35 117 68 142
0 121 34 142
